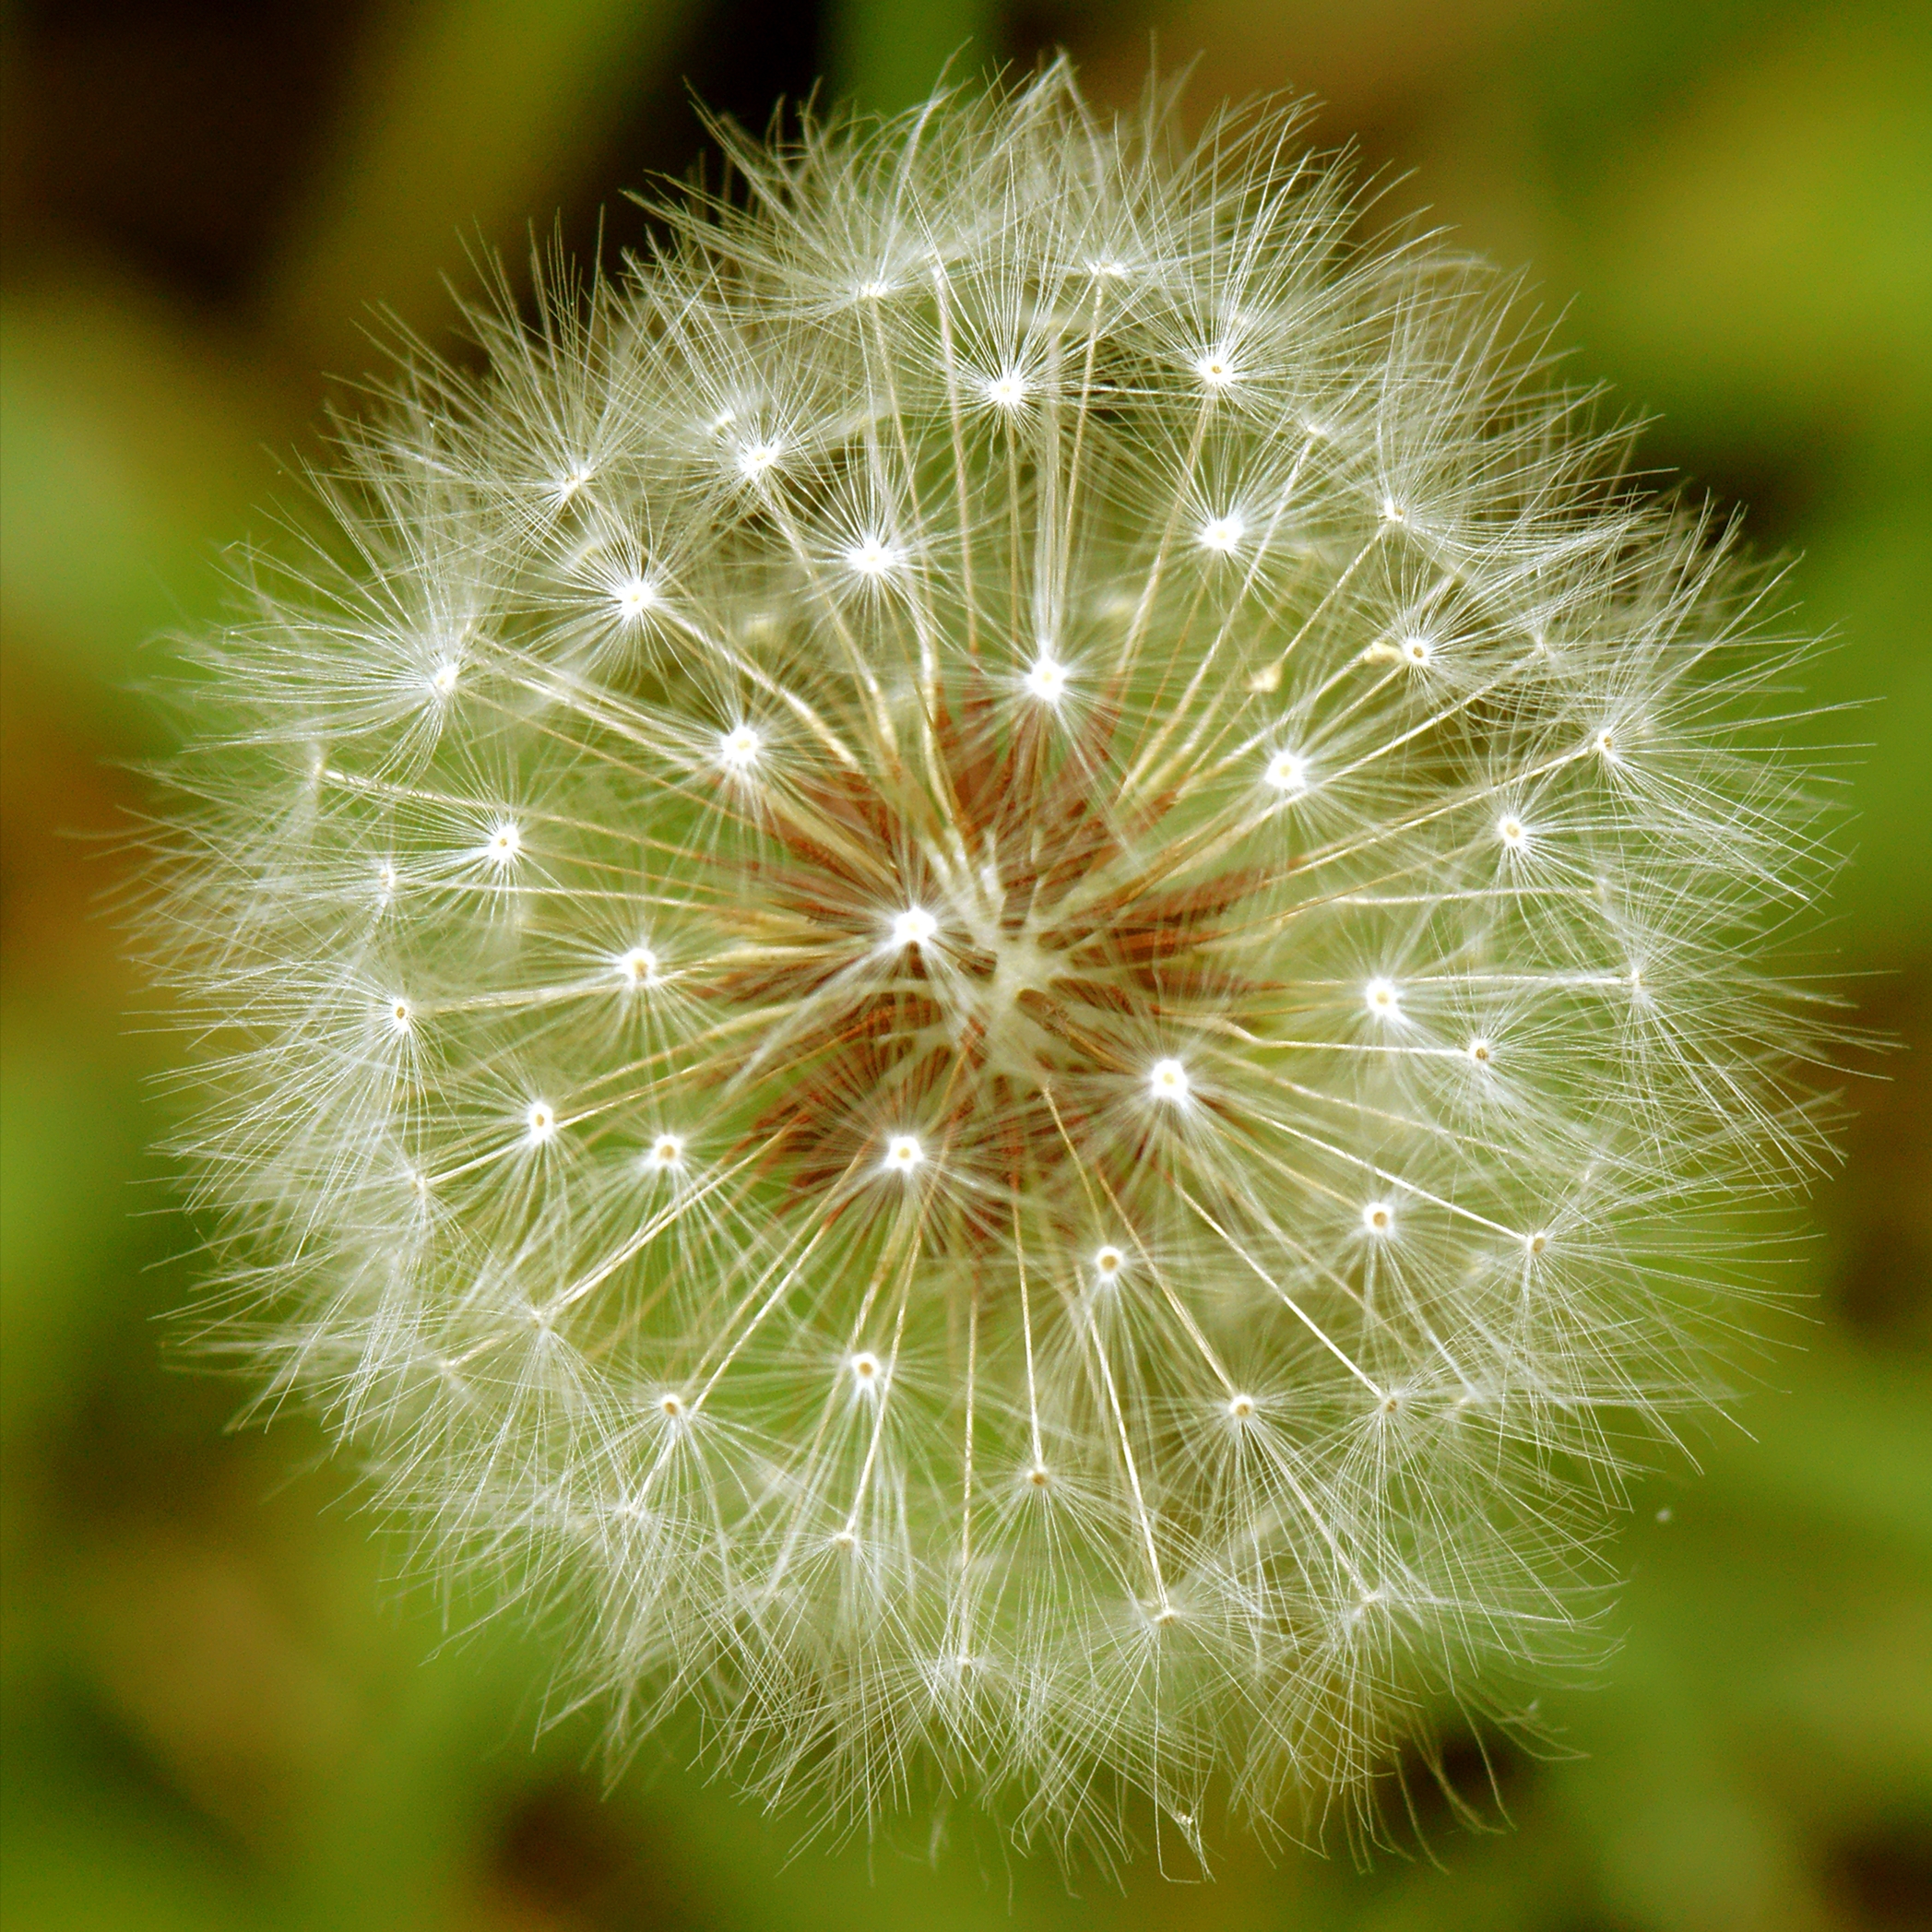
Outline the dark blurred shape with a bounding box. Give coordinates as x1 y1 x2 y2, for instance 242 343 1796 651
490 1775 703 1931
1382 1724 1539 1853
1826 1817 1932 1931
5 0 375 305
560 0 827 282
3 0 831 377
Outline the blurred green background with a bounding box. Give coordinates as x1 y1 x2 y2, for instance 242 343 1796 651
2 3 1926 1926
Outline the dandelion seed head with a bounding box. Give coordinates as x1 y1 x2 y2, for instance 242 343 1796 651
144 65 1842 1862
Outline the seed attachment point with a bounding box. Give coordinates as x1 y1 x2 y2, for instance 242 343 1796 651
1025 655 1069 704
1194 348 1239 390
890 907 938 948
611 575 659 622
984 369 1031 410
844 535 905 579
1264 749 1309 793
736 440 783 480
618 945 660 986
1148 1059 1191 1103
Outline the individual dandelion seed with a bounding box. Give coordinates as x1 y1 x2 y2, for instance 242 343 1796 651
142 64 1844 1865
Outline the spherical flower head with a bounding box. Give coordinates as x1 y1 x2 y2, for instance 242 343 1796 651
148 65 1839 1862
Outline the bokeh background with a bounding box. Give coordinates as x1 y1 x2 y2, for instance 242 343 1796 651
3 3 1926 1926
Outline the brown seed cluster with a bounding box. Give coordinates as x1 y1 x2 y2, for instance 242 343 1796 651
708 674 1259 1232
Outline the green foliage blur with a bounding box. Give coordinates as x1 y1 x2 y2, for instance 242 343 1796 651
2 3 1926 1926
